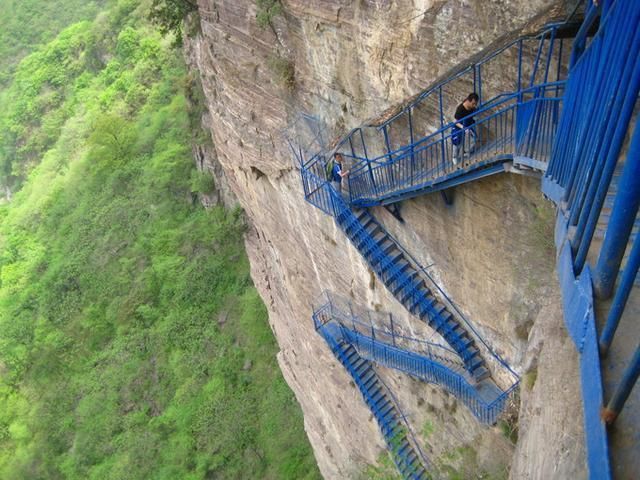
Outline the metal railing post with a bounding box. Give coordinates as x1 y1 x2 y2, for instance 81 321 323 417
389 313 396 347
601 345 640 426
439 87 448 172
530 30 546 87
408 108 415 185
543 28 557 84
593 120 640 299
383 125 395 188
599 232 640 355
359 129 377 199
517 39 523 95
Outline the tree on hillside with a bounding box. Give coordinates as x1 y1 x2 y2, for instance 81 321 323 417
149 0 198 45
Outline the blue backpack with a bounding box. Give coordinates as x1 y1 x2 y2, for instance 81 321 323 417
451 125 463 146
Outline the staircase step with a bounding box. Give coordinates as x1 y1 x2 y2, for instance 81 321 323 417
398 277 423 304
360 237 383 258
387 261 411 285
379 401 395 418
472 366 491 381
393 270 420 297
464 346 481 360
372 229 387 243
356 210 369 222
381 421 397 436
370 389 385 404
362 371 377 389
377 256 395 275
367 224 383 237
343 347 357 362
355 234 372 250
358 362 372 376
344 217 361 234
458 335 475 350
340 347 352 359
432 301 447 315
352 357 366 371
360 217 378 231
417 298 438 319
408 293 430 313
382 260 407 282
382 242 397 256
468 355 484 371
371 394 390 411
397 442 411 457
389 251 405 266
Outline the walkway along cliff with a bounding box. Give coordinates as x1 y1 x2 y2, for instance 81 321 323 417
186 0 638 478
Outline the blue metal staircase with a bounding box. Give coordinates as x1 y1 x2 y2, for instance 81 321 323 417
313 294 519 425
335 204 490 381
291 1 639 479
317 321 431 480
344 84 563 207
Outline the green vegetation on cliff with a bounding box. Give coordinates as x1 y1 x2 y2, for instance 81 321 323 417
0 0 105 85
0 0 320 478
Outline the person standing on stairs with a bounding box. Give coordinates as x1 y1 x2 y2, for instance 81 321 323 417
452 92 479 166
330 153 350 194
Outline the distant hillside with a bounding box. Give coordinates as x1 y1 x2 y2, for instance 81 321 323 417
0 1 320 478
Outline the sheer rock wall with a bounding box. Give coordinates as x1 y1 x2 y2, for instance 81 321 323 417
185 1 586 478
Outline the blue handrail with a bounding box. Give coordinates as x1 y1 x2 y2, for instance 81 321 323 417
346 84 564 205
314 297 520 425
295 2 640 478
318 324 432 479
541 1 639 478
374 221 521 380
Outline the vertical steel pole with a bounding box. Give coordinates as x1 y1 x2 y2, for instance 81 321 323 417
389 313 396 347
601 345 640 425
593 120 640 299
408 108 415 184
599 232 640 355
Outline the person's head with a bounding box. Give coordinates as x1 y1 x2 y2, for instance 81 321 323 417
334 153 343 163
464 92 479 109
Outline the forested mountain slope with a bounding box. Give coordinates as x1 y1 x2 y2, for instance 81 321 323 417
0 1 320 478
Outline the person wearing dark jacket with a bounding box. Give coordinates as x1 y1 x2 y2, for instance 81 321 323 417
330 153 349 193
452 92 479 165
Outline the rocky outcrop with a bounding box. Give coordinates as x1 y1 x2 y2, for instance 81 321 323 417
185 1 586 478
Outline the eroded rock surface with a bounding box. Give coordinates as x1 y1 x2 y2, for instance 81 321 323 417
186 1 585 477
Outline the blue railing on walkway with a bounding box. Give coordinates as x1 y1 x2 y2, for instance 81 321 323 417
336 19 577 159
303 182 495 379
294 1 639 478
312 291 465 371
542 1 640 478
345 83 564 206
313 293 520 425
296 17 581 207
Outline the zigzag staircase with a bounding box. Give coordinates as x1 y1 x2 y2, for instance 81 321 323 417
292 1 639 479
314 295 519 425
335 203 489 380
318 322 431 480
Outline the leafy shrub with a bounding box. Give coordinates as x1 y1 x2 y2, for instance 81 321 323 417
256 0 282 29
268 53 295 90
190 169 215 194
149 0 198 46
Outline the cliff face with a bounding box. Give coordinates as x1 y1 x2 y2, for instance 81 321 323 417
186 1 586 478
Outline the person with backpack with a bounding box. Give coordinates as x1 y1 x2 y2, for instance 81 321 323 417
326 153 349 193
452 92 479 166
